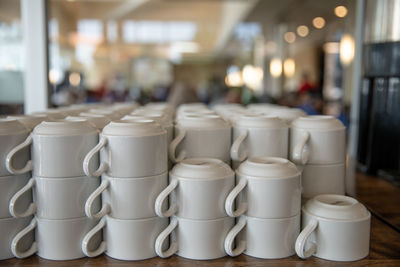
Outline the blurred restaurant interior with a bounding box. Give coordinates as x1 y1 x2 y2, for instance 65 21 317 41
0 0 400 265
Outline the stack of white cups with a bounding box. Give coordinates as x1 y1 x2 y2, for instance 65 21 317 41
289 116 346 200
81 119 169 261
154 158 235 260
224 157 302 259
0 119 33 261
170 111 231 164
7 119 101 260
230 114 289 169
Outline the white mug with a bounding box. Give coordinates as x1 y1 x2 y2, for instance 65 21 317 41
82 216 168 260
7 114 49 131
9 176 100 219
269 108 306 123
295 194 371 261
231 115 288 165
155 158 234 220
226 157 301 219
84 120 167 178
0 174 31 219
169 115 231 163
290 116 346 165
88 108 122 120
155 216 234 260
0 118 30 176
298 163 346 200
225 214 300 258
0 216 34 260
12 216 100 260
85 172 168 219
6 120 99 177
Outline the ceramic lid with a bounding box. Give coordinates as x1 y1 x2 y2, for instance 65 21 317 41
122 114 172 127
269 108 306 122
171 158 233 180
102 119 165 136
303 194 370 221
176 114 229 129
237 157 300 178
68 114 111 129
88 108 122 120
0 118 29 135
7 115 48 130
291 115 345 130
234 114 287 129
33 119 98 136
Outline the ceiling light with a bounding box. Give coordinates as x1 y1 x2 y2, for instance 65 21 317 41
270 58 282 78
312 17 325 29
334 6 348 18
284 32 296 43
296 25 309 37
283 58 295 78
340 34 355 65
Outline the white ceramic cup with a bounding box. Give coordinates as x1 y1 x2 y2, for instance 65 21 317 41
295 194 371 261
155 158 234 220
6 120 99 177
225 214 300 259
84 120 167 178
0 118 30 176
225 157 301 219
169 115 231 164
0 216 34 260
155 216 234 260
289 116 346 165
9 176 100 219
85 172 168 220
82 216 168 260
298 163 346 200
88 108 122 120
12 216 100 260
269 108 306 123
0 174 31 219
231 115 288 165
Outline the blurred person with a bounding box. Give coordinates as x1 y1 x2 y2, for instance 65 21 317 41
298 72 316 94
167 81 198 107
296 91 321 115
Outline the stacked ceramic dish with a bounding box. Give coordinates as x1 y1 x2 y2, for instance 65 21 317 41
81 119 169 261
7 119 101 260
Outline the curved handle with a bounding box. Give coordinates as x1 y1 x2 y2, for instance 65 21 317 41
155 179 179 218
230 130 248 162
9 178 36 218
11 217 38 259
155 216 179 258
169 129 186 163
83 136 108 177
85 179 110 219
292 130 310 165
295 219 318 259
225 216 247 257
82 217 107 257
6 134 33 175
225 178 248 217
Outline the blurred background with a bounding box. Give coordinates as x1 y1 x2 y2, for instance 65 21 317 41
0 0 399 178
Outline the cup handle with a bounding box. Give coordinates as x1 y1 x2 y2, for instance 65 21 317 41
295 219 318 259
85 179 111 219
82 217 107 257
9 178 36 218
292 130 310 165
83 136 108 177
155 216 179 258
224 216 247 257
230 130 248 162
6 134 33 175
169 129 186 163
155 179 179 218
11 217 38 259
225 178 248 217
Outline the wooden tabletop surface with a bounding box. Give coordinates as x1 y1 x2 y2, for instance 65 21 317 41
1 168 400 266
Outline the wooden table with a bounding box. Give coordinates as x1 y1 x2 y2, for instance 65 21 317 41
2 170 400 266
